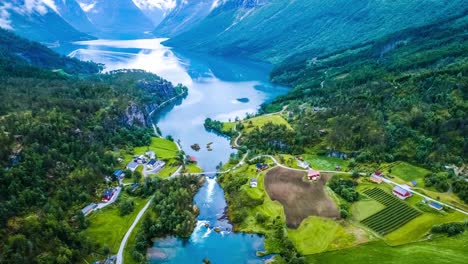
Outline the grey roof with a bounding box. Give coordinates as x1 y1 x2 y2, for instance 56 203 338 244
126 161 139 169
81 203 97 214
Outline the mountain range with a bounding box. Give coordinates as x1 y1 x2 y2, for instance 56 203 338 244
161 0 468 63
0 0 177 43
3 0 466 64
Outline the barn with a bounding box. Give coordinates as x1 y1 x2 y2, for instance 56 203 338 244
392 185 412 200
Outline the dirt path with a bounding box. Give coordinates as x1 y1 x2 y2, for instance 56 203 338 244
264 167 339 228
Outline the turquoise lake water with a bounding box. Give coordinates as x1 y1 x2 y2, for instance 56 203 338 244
65 39 288 263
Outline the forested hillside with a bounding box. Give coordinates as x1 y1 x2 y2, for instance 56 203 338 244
257 13 467 169
0 28 101 75
164 0 468 63
0 30 185 263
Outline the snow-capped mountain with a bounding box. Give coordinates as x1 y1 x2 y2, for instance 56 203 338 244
76 0 155 38
132 0 176 26
53 0 96 34
0 0 93 43
153 0 216 37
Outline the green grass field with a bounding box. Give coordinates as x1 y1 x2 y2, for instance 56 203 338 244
384 210 467 245
288 216 356 255
302 153 349 171
119 137 179 165
223 114 292 134
82 194 149 254
390 161 431 183
306 233 468 264
351 200 386 222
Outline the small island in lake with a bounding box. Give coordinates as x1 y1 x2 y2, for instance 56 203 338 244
236 97 250 103
191 143 201 151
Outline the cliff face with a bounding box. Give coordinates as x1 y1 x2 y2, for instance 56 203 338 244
123 103 148 127
111 70 187 127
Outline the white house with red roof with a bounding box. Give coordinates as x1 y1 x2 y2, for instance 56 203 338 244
392 185 412 200
308 169 321 181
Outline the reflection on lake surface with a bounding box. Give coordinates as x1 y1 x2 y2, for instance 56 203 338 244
66 39 287 263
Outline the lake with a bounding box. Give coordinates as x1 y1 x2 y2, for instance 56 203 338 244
65 39 288 263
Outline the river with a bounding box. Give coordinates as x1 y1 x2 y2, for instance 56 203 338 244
65 39 288 263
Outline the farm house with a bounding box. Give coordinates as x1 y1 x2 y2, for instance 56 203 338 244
256 163 269 171
307 169 320 181
370 171 383 184
392 185 412 200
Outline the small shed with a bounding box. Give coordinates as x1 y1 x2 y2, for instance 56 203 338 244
189 156 197 163
407 180 418 187
308 169 321 181
297 160 310 169
429 201 443 211
250 179 258 188
113 169 124 179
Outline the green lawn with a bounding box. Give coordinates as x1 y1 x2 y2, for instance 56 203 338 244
118 137 179 165
351 199 386 222
390 161 431 182
384 210 467 245
302 153 350 171
82 193 149 254
288 216 356 255
223 114 292 135
183 163 203 174
306 233 468 264
241 115 292 133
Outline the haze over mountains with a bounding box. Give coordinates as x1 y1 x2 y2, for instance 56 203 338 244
1 0 467 65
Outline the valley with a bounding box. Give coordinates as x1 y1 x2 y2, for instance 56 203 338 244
0 1 467 264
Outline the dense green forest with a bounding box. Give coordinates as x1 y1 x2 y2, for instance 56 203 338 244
252 14 467 167
233 14 468 202
130 176 202 262
0 30 186 263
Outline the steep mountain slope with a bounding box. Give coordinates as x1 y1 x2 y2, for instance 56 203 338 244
0 27 100 74
259 13 468 169
53 0 96 34
78 0 155 38
132 0 176 26
153 0 215 37
164 0 468 63
0 0 93 43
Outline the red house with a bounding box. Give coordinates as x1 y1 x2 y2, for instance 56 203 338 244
101 189 115 202
308 169 321 181
392 186 411 200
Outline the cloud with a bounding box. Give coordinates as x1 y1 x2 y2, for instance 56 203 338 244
24 0 58 15
0 0 60 30
132 0 177 10
0 4 13 30
77 1 96 12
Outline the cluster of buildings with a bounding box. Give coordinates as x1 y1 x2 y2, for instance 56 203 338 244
126 151 166 172
369 170 444 211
